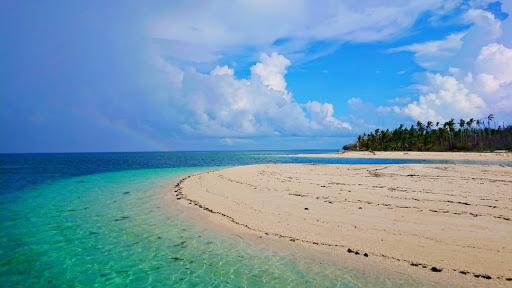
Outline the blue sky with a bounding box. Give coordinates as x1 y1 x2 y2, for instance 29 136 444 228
1 1 511 152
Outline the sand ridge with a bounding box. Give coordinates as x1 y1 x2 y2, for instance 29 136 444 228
175 164 512 286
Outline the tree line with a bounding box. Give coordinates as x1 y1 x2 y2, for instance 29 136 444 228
344 114 512 152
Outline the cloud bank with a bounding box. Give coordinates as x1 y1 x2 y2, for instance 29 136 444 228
159 53 351 138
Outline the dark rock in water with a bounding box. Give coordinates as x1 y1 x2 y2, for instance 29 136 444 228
76 180 86 183
363 253 368 257
114 216 130 222
171 257 184 261
122 191 130 195
430 267 442 272
99 274 107 278
174 241 187 247
89 231 100 235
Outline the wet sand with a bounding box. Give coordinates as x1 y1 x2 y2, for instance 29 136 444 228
295 151 512 161
175 164 512 287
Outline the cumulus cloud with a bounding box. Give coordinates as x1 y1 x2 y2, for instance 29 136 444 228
250 53 291 100
475 43 512 86
304 101 351 130
395 73 486 122
160 53 350 137
387 5 511 122
473 43 512 111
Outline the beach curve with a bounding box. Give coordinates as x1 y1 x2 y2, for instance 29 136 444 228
174 163 512 287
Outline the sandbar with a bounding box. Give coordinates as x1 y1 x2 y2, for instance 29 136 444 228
295 151 512 161
175 163 512 287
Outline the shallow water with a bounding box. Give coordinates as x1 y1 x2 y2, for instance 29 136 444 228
0 151 483 287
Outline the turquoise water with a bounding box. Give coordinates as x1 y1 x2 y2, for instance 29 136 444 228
0 151 474 287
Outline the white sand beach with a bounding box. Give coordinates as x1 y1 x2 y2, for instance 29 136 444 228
295 151 512 161
175 163 512 287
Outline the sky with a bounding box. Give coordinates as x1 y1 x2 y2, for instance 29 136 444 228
1 0 511 153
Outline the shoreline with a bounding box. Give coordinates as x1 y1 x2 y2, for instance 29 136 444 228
173 163 512 287
294 151 512 161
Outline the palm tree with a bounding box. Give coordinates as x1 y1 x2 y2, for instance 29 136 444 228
488 114 494 128
445 119 455 149
416 121 425 138
467 118 474 130
426 121 433 131
459 119 466 143
447 119 455 133
467 118 475 145
459 119 465 130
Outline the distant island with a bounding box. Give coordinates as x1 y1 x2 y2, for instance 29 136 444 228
344 114 512 152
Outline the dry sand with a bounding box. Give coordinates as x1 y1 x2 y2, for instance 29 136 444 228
295 151 512 161
175 163 512 287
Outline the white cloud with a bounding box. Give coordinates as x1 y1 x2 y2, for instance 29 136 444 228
160 53 350 137
463 9 502 43
347 97 363 106
305 101 351 130
388 6 512 122
473 43 512 112
387 7 502 71
475 43 512 86
151 0 462 62
386 97 412 104
377 106 392 113
250 53 291 100
388 32 464 55
396 73 486 122
388 33 464 69
211 65 234 76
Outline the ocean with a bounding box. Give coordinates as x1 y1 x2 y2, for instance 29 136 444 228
0 151 451 287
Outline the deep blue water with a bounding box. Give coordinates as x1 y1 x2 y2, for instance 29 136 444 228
0 150 432 196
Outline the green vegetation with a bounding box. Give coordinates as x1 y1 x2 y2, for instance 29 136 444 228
344 114 512 152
